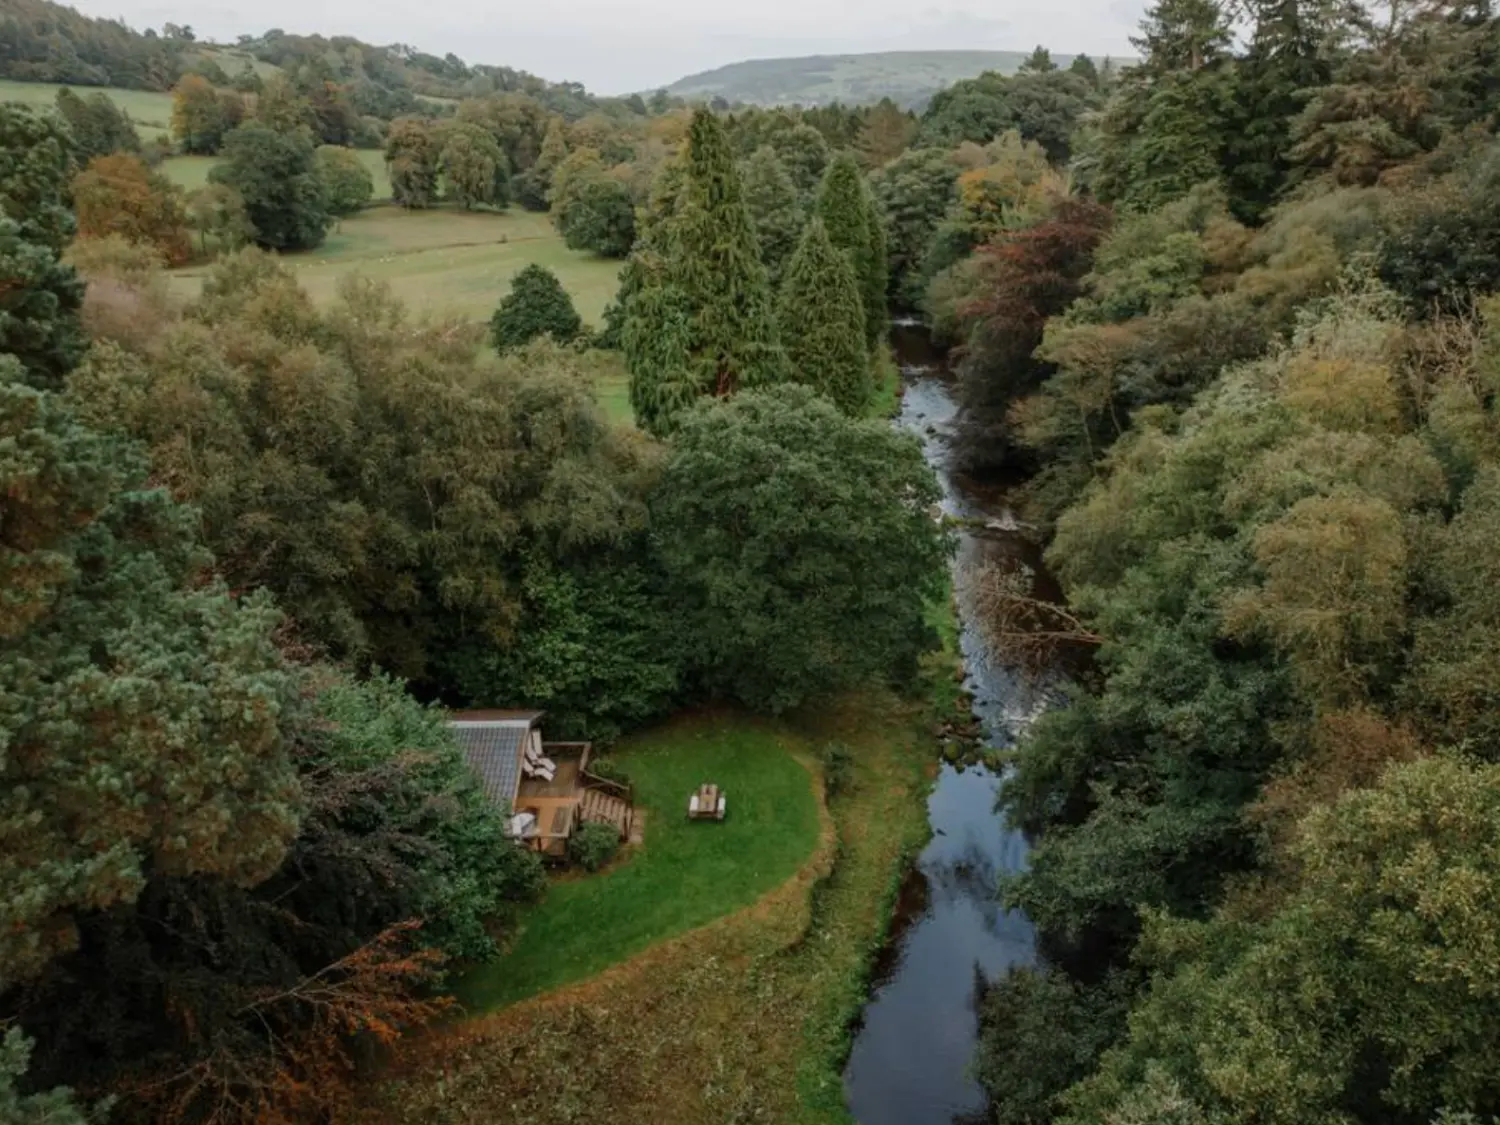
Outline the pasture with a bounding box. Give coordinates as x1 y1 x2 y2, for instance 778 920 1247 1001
168 205 623 327
160 148 392 200
0 77 174 139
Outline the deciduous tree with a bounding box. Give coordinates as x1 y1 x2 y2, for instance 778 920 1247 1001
72 153 191 264
385 115 439 209
210 122 331 250
314 144 374 218
651 385 947 712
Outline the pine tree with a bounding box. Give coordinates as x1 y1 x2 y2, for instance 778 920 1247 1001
0 106 84 387
779 218 870 415
816 152 889 349
1132 0 1233 71
740 146 805 287
623 109 786 435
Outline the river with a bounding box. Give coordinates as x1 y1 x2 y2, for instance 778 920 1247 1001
842 323 1055 1125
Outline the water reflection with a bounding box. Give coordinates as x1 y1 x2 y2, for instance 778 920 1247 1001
842 345 1053 1125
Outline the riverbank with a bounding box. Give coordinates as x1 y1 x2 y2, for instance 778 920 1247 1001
351 661 951 1124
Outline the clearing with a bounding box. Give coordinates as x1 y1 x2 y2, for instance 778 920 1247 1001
167 205 623 326
0 78 173 139
459 716 823 1010
355 605 962 1125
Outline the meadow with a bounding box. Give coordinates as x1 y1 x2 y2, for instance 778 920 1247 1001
0 77 173 138
168 205 623 327
159 148 392 199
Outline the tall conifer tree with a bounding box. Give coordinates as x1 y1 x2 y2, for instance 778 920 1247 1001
816 152 889 349
623 110 786 435
779 218 870 416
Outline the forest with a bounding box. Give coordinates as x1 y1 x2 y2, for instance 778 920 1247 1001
3 0 1500 1120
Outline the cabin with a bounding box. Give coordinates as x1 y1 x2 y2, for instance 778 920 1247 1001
450 710 634 858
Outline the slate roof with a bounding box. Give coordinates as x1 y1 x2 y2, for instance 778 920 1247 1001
451 718 533 808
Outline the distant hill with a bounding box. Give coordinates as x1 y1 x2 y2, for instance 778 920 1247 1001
665 50 1103 109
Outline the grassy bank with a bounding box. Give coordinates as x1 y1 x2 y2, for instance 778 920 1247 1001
168 205 623 326
353 599 957 1125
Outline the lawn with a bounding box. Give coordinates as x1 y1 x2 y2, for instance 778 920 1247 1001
168 205 623 326
458 715 822 1011
0 78 174 139
160 148 392 200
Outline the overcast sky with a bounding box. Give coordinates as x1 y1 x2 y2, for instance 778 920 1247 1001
71 0 1142 94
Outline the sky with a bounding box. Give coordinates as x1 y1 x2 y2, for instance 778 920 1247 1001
71 0 1142 94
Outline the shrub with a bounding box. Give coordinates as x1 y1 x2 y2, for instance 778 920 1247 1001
587 757 632 789
569 821 622 872
820 741 854 797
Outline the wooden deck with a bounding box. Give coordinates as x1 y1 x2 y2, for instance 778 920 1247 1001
579 788 632 839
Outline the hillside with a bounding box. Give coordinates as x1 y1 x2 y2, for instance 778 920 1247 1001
665 50 1093 108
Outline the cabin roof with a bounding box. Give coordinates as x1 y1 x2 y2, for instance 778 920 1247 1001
451 714 539 807
451 709 545 724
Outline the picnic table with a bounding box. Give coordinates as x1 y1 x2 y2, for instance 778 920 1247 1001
688 783 726 821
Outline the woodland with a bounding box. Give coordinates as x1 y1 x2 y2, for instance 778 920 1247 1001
2 0 1500 1121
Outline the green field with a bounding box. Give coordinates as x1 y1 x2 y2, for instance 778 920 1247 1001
160 148 392 199
0 78 174 139
169 205 622 326
458 716 822 1011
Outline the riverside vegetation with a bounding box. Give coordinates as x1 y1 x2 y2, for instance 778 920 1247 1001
5 0 1500 1123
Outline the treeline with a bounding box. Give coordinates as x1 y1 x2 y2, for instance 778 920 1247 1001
0 0 185 87
910 0 1500 1120
0 91 949 1122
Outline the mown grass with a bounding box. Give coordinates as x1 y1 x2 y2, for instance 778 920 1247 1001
0 77 173 139
354 609 956 1125
168 205 623 326
458 716 822 1011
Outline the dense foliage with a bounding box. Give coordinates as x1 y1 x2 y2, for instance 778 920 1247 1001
652 385 947 712
490 263 583 350
209 121 330 249
912 1 1500 1121
622 109 787 435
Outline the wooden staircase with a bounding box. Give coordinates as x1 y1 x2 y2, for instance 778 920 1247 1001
578 788 632 840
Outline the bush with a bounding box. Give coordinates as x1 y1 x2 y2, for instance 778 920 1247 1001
820 741 854 797
568 821 621 872
587 757 632 789
490 263 583 352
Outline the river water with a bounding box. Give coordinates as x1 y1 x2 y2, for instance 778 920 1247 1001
842 323 1054 1125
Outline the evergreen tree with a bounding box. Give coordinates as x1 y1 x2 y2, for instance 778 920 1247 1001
0 1030 96 1124
490 263 582 351
741 145 805 287
623 109 786 435
779 218 870 415
816 152 889 348
0 363 302 989
1132 0 1233 71
1021 45 1059 72
0 106 84 387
